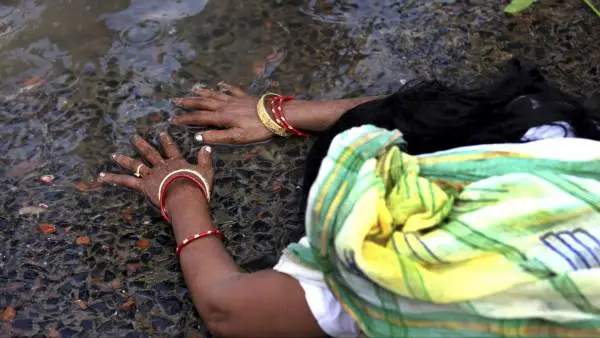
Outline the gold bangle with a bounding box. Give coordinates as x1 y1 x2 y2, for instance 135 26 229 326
257 93 290 137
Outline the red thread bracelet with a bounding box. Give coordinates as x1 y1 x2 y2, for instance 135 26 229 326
176 230 225 259
159 173 208 223
270 95 309 137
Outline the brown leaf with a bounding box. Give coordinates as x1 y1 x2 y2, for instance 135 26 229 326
127 263 142 272
47 328 60 338
110 280 122 289
22 76 45 87
75 236 91 246
252 61 266 77
74 299 88 310
122 208 134 225
39 223 57 234
33 278 41 291
1 307 16 321
136 239 150 249
19 76 46 93
149 113 162 122
120 298 136 311
74 181 102 192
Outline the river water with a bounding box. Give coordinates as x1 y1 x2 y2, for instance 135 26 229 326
0 0 598 336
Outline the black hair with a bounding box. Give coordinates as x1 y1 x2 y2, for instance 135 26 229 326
301 59 600 205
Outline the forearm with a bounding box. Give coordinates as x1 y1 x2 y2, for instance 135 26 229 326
166 186 242 316
286 96 381 132
165 186 323 337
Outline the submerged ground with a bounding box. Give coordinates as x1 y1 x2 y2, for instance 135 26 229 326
0 0 598 336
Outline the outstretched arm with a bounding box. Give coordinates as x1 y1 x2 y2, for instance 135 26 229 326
168 186 323 337
98 133 324 337
170 83 379 144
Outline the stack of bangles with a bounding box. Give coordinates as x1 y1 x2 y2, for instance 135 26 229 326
257 93 309 137
158 169 225 259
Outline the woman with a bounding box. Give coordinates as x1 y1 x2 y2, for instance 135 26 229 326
98 60 600 337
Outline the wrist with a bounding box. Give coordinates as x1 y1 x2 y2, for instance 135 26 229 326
164 180 208 211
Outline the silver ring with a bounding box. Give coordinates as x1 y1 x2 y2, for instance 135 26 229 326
134 164 144 178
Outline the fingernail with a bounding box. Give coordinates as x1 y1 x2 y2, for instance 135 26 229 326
191 84 204 94
171 98 182 106
98 172 106 180
194 133 203 143
169 116 177 124
111 153 118 160
204 146 212 153
160 131 167 137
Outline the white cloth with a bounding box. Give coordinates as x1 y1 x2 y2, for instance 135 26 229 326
273 237 360 337
274 124 578 338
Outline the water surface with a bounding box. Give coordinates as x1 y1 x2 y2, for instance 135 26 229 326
0 0 598 336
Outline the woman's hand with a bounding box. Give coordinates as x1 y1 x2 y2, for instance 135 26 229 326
97 132 214 207
170 83 273 145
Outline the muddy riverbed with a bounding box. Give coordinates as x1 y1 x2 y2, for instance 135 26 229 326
0 0 598 336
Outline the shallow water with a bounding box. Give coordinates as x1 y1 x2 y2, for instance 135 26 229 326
0 0 598 336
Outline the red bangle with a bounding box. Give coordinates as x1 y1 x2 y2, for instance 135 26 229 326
176 230 225 258
159 173 208 223
270 95 309 137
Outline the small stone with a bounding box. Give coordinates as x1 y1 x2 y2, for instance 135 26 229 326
18 206 47 216
76 236 91 246
40 175 55 184
1 307 16 321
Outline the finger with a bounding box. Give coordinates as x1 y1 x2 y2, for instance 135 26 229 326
111 153 151 176
197 145 213 168
217 82 248 98
169 111 230 127
173 96 224 111
98 172 140 190
191 87 229 101
159 132 182 159
194 129 245 145
132 135 164 165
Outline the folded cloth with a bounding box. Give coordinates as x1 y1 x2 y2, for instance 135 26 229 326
286 125 600 337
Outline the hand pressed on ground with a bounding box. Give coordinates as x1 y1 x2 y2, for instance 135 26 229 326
170 83 273 145
170 82 382 145
97 132 213 207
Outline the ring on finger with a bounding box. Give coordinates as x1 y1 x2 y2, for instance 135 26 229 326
134 164 145 178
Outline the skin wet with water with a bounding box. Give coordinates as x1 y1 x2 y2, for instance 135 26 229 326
0 0 598 336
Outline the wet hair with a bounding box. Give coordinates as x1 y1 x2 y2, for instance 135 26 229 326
301 59 600 205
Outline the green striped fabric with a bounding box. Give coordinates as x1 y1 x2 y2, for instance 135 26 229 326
288 125 600 337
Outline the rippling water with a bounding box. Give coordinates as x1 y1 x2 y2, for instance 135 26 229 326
0 0 598 336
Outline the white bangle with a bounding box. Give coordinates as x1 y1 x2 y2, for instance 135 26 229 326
158 169 211 204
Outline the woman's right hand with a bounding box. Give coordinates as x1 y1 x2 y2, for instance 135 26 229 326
170 83 273 145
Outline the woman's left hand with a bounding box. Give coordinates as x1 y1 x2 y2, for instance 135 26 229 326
97 132 214 206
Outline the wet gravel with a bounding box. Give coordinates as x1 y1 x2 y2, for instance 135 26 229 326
0 0 599 336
